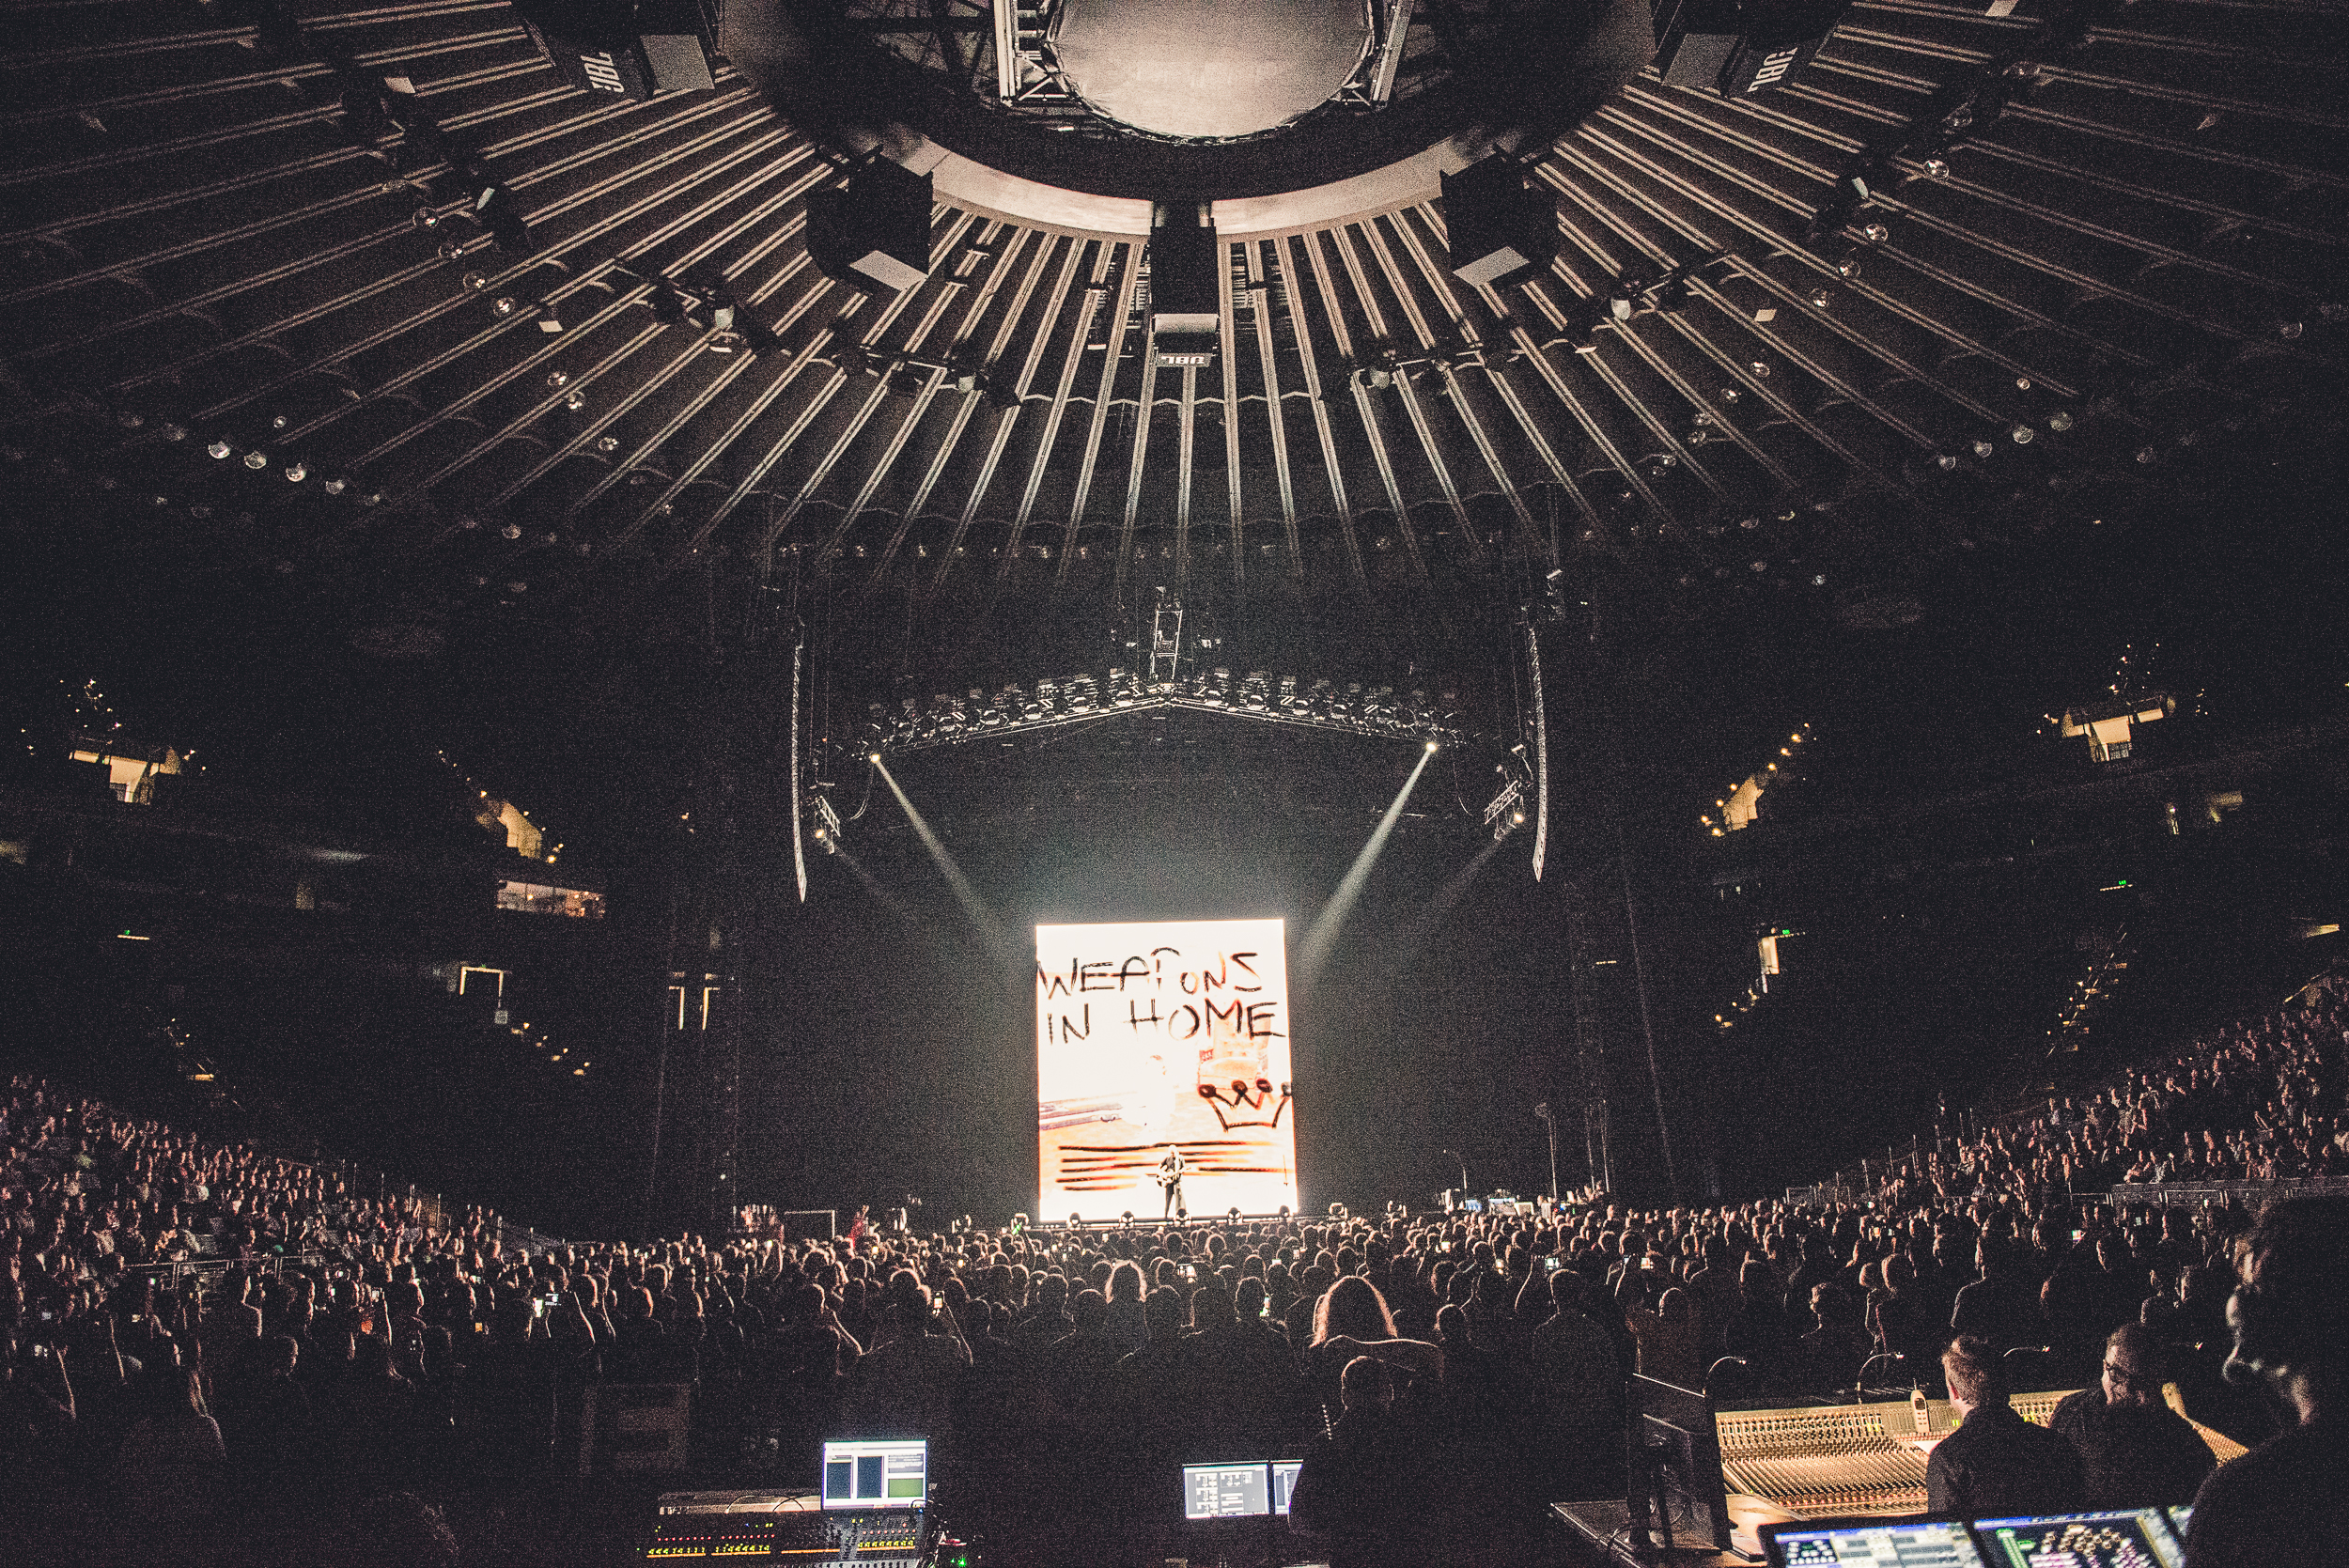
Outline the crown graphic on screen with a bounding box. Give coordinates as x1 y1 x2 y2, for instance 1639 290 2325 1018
1199 1079 1292 1130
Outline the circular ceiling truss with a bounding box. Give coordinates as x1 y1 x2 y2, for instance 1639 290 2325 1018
2 0 2344 638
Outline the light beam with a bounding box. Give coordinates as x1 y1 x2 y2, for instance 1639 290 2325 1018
871 754 1006 955
1400 833 1508 956
1299 742 1436 986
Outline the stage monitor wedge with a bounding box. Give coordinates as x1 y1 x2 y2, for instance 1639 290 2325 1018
808 160 935 294
1441 156 1554 288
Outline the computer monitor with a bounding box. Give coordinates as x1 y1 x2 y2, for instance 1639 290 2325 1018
1762 1517 1989 1567
1271 1459 1303 1516
1183 1462 1271 1520
821 1437 928 1511
1634 1374 1734 1553
1969 1508 2186 1568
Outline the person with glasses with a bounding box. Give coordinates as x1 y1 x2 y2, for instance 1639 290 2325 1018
2185 1196 2349 1567
2050 1322 2216 1508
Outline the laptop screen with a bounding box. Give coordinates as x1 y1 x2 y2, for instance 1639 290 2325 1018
1971 1509 2186 1568
820 1438 928 1512
1182 1463 1270 1520
1765 1519 1987 1566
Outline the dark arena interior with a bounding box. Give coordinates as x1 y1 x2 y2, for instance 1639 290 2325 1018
3 0 2348 1563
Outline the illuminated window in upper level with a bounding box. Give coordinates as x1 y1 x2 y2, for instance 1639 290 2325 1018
497 881 606 918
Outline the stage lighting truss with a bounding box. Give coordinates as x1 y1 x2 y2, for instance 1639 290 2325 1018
808 792 845 853
1485 743 1534 840
863 666 1474 754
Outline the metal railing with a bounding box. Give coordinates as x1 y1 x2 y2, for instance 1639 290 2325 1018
2099 1176 2349 1208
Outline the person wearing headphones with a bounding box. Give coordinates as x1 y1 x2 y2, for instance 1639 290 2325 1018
2186 1196 2349 1567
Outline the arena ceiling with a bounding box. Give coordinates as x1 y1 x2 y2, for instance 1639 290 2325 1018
2 0 2343 708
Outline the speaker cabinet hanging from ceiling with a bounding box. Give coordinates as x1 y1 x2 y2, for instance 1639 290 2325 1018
1441 157 1555 288
806 160 935 293
515 0 716 101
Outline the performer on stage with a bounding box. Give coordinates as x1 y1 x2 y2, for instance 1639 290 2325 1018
1157 1144 1188 1219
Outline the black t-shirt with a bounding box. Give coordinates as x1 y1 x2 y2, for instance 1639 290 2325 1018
2186 1416 2349 1568
2048 1388 2215 1509
1925 1402 2086 1516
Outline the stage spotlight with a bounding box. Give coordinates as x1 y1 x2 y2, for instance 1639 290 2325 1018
473 181 533 254
706 301 780 356
810 793 844 855
1423 738 1439 753
207 440 232 459
867 750 881 764
646 280 695 327
242 451 269 470
514 0 717 100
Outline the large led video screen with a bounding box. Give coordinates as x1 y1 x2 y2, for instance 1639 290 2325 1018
1036 918 1298 1220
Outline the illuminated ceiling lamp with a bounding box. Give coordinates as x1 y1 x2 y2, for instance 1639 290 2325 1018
1441 155 1553 289
1148 201 1219 369
807 157 934 293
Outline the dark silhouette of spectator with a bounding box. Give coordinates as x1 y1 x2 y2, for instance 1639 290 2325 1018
330 1333 419 1494
1870 1252 1939 1383
1798 1283 1875 1392
1289 1356 1429 1568
1725 1259 1795 1382
1925 1336 2085 1515
844 1274 969 1448
2186 1196 2349 1567
1305 1277 1443 1433
220 1329 314 1506
1177 1277 1299 1457
1952 1237 2044 1353
1102 1259 1148 1358
115 1363 223 1527
2049 1323 2215 1509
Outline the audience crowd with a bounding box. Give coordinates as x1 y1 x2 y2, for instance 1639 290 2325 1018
1 970 2340 1566
1869 973 2349 1207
